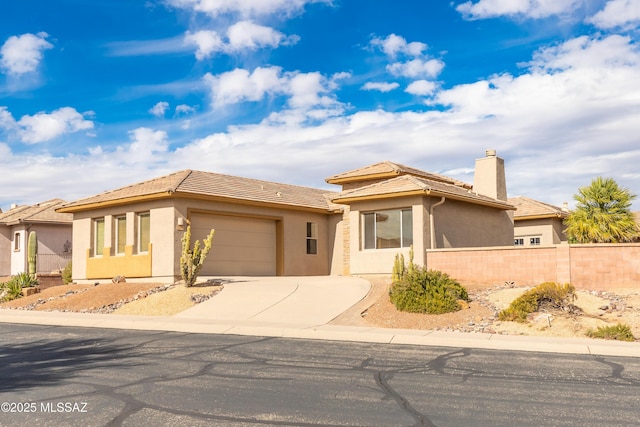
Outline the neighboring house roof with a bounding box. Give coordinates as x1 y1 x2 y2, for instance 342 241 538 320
325 160 473 189
331 174 514 210
509 196 568 220
58 170 341 213
0 199 72 226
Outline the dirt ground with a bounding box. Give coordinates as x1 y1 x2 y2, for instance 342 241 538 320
1 277 639 341
358 276 640 340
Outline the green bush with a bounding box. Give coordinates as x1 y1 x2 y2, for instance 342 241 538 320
586 323 635 341
62 260 73 284
390 267 469 314
0 273 38 302
498 282 576 322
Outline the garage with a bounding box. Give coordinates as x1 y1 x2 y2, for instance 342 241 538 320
189 212 278 276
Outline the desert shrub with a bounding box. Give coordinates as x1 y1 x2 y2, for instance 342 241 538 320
586 323 635 341
498 282 576 323
0 273 37 302
62 260 73 284
390 267 469 314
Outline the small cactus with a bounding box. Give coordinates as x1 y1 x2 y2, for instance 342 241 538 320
180 225 215 287
27 231 38 275
392 253 405 284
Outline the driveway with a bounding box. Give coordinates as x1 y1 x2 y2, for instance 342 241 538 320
174 276 371 328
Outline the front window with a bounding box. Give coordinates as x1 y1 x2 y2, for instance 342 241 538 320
138 212 150 253
115 216 126 254
306 222 318 255
94 218 105 256
363 208 413 249
13 232 20 251
514 238 524 246
530 237 541 246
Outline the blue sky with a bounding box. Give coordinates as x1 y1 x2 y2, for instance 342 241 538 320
1 0 640 211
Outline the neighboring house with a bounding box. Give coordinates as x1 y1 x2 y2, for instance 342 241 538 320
58 150 515 282
509 196 569 246
0 199 73 276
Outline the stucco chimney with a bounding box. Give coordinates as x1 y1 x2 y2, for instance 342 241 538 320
473 149 507 201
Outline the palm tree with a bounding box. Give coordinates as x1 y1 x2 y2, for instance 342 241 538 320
564 177 639 243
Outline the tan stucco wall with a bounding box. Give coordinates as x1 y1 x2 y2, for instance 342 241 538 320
71 199 176 281
176 198 338 277
0 227 11 276
514 217 567 245
433 198 514 248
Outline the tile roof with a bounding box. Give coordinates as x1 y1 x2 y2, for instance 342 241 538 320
509 196 568 220
325 161 472 189
58 170 341 213
331 175 514 209
0 199 72 225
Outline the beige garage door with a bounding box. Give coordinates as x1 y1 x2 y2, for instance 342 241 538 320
190 213 277 276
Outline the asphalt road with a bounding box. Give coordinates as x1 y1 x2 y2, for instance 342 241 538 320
1 323 639 427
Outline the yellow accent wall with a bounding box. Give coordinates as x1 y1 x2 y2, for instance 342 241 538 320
86 244 152 279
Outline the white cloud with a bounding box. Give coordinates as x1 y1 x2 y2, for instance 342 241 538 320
457 0 584 19
361 82 400 92
1 32 53 76
184 23 298 59
370 33 445 80
149 101 170 117
387 58 445 78
227 20 298 51
167 0 330 18
370 34 427 58
184 30 224 60
405 80 437 96
205 66 285 106
17 107 95 144
176 104 196 115
588 0 640 29
121 127 169 159
205 66 340 111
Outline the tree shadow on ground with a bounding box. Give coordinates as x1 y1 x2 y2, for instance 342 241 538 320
0 332 143 392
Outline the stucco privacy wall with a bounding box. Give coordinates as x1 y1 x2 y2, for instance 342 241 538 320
426 243 640 291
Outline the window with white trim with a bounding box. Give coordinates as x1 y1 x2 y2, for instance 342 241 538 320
530 237 541 246
138 212 150 253
363 208 413 249
306 222 318 255
13 232 20 251
514 238 524 246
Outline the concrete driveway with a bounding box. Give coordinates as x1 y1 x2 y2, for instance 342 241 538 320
174 276 371 328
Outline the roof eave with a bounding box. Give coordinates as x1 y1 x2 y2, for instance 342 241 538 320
333 189 515 210
325 171 400 185
172 192 336 214
515 213 567 221
56 192 174 213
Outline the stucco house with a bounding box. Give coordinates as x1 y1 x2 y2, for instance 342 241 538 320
0 199 73 277
58 150 515 282
509 196 568 246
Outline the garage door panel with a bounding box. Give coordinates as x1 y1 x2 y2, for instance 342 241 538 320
190 213 277 276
